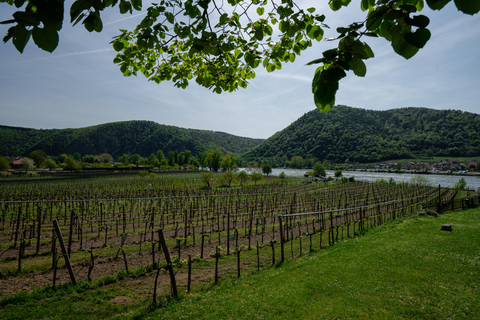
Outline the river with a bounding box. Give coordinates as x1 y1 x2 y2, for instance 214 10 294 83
256 168 480 191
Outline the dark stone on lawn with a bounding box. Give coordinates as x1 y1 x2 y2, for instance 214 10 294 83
441 224 452 231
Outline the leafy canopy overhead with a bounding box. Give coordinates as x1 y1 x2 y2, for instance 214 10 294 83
1 0 479 111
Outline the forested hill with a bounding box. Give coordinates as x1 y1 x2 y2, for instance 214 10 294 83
243 106 480 164
0 121 264 157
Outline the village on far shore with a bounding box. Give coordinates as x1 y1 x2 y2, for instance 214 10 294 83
352 159 479 175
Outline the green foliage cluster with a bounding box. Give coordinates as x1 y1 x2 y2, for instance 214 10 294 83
244 106 480 164
454 177 467 190
0 120 263 158
2 0 478 110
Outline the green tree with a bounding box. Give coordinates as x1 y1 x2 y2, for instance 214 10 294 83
220 170 236 187
64 156 80 171
221 154 236 171
290 156 304 168
167 151 177 166
73 152 82 161
28 150 47 168
118 153 130 165
313 162 326 177
57 154 67 164
147 154 160 167
183 150 192 165
278 171 287 183
206 149 222 172
45 159 57 169
200 172 214 189
21 157 35 171
262 164 272 176
129 154 142 166
396 163 403 172
476 162 480 172
410 175 431 187
334 170 343 181
237 170 250 185
156 150 165 163
0 156 10 170
196 152 207 170
99 153 113 164
454 178 467 190
3 0 477 112
251 172 263 185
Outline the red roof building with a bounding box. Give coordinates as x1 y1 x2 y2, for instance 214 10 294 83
8 157 23 169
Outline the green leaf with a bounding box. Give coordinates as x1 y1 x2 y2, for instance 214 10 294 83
257 7 264 15
307 7 316 13
32 26 59 52
14 0 26 8
315 98 334 113
405 15 430 28
254 27 263 40
323 49 338 59
83 11 103 32
12 25 31 53
329 0 342 11
454 0 480 14
349 57 366 77
306 57 325 65
404 28 431 48
70 0 88 23
279 20 289 33
391 28 419 59
113 40 124 51
361 0 369 11
131 0 142 11
426 0 451 10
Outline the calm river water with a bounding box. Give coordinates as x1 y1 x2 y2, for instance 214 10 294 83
256 168 480 191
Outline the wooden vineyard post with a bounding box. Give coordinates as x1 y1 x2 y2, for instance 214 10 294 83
87 249 94 282
237 248 241 278
158 229 178 298
256 241 260 271
51 231 57 270
227 210 230 255
309 234 312 252
329 211 334 246
299 236 302 257
215 246 219 285
52 219 77 285
18 236 25 272
187 255 192 293
200 233 206 259
36 206 42 254
271 240 275 265
279 216 284 262
437 184 441 214
68 210 74 257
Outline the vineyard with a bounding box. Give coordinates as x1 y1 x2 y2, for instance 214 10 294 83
0 172 450 302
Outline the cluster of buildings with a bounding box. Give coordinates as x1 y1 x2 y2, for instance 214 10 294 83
356 159 478 173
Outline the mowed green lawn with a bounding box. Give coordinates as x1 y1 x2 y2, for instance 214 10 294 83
2 208 479 319
140 208 480 320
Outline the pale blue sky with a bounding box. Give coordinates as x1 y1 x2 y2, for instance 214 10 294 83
0 1 479 139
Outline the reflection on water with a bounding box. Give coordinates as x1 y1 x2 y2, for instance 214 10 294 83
241 168 480 190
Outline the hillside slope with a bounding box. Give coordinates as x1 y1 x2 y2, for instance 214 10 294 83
244 106 480 163
0 121 263 157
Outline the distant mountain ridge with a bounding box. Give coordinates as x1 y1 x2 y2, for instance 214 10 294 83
0 120 264 157
243 106 480 163
2 107 479 163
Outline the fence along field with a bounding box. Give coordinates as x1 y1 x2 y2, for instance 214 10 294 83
0 173 450 301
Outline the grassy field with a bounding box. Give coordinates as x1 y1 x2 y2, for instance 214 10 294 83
1 206 479 319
